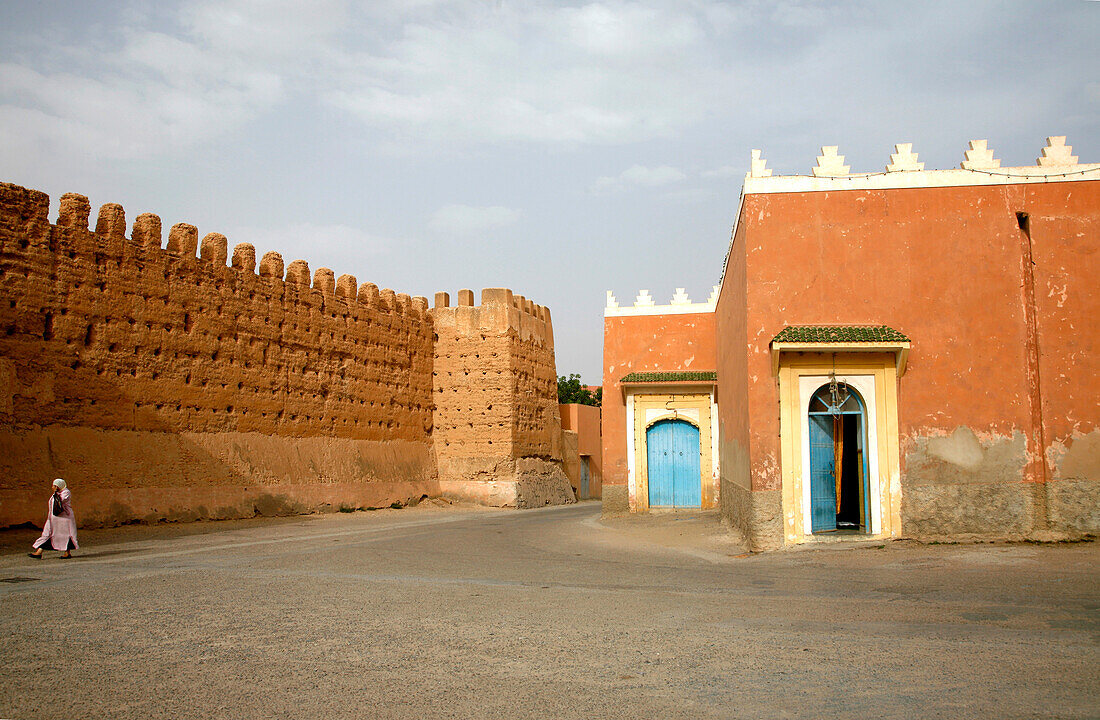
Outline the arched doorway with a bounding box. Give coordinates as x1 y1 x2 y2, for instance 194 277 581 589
807 382 871 533
646 418 701 508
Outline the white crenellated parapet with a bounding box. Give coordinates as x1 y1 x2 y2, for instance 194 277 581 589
741 136 1099 194
812 146 850 177
605 286 719 317
750 149 772 178
960 139 1000 170
1037 136 1078 166
886 143 924 172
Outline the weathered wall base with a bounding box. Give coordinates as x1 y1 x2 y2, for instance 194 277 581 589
514 457 576 507
718 478 752 546
749 489 783 552
9 480 439 528
439 458 574 508
1046 479 1100 534
0 427 437 527
718 482 784 551
600 484 629 515
1048 430 1100 534
901 482 1037 539
717 436 752 541
902 427 1099 539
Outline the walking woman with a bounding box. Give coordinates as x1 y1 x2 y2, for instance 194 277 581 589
29 478 78 559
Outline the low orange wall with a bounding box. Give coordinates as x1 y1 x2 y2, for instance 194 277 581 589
601 312 716 510
560 403 602 498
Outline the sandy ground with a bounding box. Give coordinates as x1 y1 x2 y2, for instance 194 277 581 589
1 501 1097 719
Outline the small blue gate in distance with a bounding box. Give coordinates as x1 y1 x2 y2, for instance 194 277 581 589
646 419 702 508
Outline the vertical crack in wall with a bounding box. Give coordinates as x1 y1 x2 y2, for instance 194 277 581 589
1016 210 1050 531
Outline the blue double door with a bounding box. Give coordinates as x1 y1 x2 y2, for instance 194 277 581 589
809 411 870 533
647 419 701 508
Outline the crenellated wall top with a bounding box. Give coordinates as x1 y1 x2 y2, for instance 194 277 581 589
744 136 1100 194
432 287 554 346
604 286 719 318
0 182 431 320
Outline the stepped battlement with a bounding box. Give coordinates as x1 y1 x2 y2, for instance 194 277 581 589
744 136 1100 193
432 287 553 347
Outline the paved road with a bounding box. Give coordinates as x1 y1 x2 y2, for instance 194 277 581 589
1 502 1097 719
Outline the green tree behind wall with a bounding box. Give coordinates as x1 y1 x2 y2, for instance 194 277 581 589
558 373 601 406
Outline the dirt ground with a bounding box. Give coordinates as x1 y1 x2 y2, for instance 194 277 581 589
1 501 1097 719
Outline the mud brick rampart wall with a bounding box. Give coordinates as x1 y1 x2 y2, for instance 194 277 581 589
0 181 569 527
432 288 573 507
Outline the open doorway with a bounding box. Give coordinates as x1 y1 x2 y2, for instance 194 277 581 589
808 383 870 533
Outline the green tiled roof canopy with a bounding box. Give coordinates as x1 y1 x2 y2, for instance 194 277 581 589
620 371 718 383
772 325 909 344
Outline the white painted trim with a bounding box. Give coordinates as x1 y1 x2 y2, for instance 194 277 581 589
644 406 701 427
710 391 719 483
605 303 715 318
798 374 881 536
744 163 1100 195
605 286 719 317
625 390 636 512
715 187 745 301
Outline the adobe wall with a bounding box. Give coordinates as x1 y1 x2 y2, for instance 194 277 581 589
560 402 602 498
723 178 1100 545
714 224 753 547
601 307 717 514
0 181 440 526
560 428 581 499
432 288 573 508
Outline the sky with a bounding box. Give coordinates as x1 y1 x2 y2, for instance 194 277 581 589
1 0 1097 383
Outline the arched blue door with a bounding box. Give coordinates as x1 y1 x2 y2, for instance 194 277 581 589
808 384 870 533
808 415 839 531
647 419 701 508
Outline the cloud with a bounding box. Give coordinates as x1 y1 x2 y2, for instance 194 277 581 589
560 3 702 57
428 204 522 235
591 164 686 192
0 1 735 159
324 2 724 147
2 0 1095 171
701 165 742 179
0 35 282 164
178 0 348 60
0 0 350 165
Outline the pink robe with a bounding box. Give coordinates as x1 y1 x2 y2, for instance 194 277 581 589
33 488 79 551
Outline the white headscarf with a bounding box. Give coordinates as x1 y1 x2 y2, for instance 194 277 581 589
53 478 66 490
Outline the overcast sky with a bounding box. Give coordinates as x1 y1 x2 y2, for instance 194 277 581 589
1 1 1097 382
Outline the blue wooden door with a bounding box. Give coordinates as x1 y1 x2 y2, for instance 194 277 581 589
648 421 674 507
647 420 701 508
809 415 837 532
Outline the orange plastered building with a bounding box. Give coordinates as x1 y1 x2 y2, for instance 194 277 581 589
604 138 1100 549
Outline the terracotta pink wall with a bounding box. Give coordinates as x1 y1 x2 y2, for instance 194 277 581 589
715 219 751 503
601 312 717 507
1028 185 1100 466
560 403 602 497
718 179 1100 538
